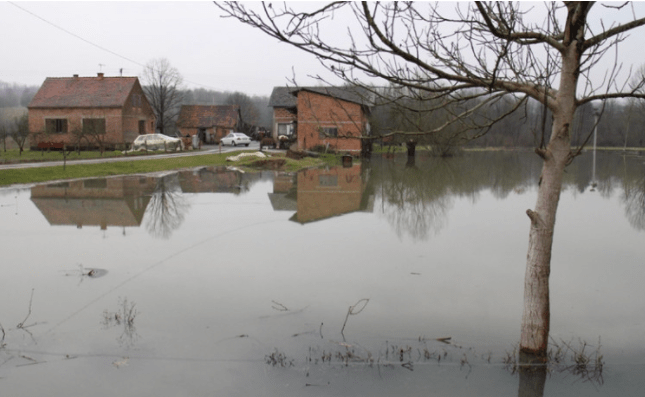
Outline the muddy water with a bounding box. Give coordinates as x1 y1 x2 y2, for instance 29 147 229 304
0 151 644 396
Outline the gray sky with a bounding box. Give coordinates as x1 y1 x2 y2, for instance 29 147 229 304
2 2 645 98
1 1 338 96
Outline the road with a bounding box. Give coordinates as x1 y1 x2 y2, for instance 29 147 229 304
0 142 263 170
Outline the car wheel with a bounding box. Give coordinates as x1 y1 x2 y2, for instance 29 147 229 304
233 142 237 146
245 143 249 147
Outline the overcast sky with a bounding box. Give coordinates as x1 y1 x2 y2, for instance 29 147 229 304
2 2 645 98
1 1 340 97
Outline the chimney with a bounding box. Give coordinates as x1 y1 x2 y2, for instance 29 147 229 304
97 72 104 79
73 74 79 78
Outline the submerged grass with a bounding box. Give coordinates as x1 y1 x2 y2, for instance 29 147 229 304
0 150 339 187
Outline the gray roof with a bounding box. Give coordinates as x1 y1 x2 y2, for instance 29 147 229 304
268 86 372 108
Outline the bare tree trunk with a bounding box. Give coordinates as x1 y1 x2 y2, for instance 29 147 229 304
520 38 579 356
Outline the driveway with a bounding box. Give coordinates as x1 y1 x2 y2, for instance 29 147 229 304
0 142 264 170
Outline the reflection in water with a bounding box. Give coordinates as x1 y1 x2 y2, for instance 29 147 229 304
101 297 139 349
28 167 261 238
377 160 454 241
270 164 374 224
29 152 645 241
517 353 547 397
30 177 155 230
507 340 605 397
620 158 645 230
145 173 189 239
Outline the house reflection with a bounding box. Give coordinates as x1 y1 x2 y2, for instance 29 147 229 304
30 176 156 230
29 167 261 235
177 166 259 193
269 164 374 223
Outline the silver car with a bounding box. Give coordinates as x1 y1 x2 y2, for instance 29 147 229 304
220 132 251 147
132 133 184 151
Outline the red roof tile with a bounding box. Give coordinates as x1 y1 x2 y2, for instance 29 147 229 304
28 76 139 108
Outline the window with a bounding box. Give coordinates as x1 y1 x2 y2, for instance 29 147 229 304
139 120 145 135
132 94 142 107
83 178 107 189
319 127 338 139
319 174 338 187
45 119 67 134
83 118 106 135
277 123 294 136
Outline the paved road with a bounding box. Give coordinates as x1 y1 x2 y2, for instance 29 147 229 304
0 142 264 170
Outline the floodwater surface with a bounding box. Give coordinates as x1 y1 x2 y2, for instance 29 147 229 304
0 151 644 396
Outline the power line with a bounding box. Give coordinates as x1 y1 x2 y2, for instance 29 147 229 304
7 1 218 90
8 1 146 69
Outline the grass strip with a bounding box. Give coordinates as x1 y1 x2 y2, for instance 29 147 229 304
0 152 335 187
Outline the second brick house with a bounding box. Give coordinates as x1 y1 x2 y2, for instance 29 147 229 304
268 86 371 154
28 73 156 150
175 105 242 145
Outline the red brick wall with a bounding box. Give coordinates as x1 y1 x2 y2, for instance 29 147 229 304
295 91 365 153
29 107 123 147
122 83 156 142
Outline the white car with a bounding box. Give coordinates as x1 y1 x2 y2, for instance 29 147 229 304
132 134 184 151
220 132 251 147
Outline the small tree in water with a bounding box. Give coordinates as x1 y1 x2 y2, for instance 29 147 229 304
218 2 645 357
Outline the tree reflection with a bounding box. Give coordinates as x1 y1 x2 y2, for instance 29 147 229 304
378 160 454 241
505 339 604 397
621 157 645 230
145 173 190 238
373 152 537 241
101 297 140 349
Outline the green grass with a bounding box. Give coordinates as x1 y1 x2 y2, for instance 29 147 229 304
0 150 338 187
0 148 151 162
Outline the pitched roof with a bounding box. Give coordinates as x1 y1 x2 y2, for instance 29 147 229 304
176 105 240 128
28 75 139 108
269 86 372 108
268 87 297 108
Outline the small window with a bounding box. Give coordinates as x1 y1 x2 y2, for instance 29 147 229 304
138 120 145 134
45 119 67 134
278 123 294 136
319 127 338 139
83 118 106 135
319 175 338 187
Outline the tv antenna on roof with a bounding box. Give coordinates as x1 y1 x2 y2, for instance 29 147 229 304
99 63 105 72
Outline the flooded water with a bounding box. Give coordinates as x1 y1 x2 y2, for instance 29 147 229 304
1 151 644 396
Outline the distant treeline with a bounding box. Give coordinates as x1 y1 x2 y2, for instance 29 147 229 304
370 92 645 149
0 81 38 108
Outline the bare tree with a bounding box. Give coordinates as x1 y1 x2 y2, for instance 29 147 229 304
142 58 184 136
10 113 29 155
218 2 645 357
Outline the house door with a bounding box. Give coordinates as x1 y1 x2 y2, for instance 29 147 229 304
198 128 206 143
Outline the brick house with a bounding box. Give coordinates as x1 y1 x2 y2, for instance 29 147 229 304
176 105 242 144
28 73 156 150
268 86 371 154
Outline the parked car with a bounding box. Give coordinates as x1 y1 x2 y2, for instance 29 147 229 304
220 132 251 147
132 133 184 151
